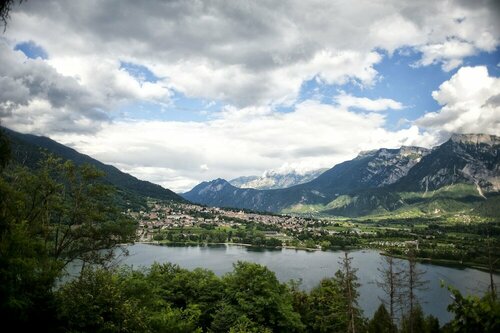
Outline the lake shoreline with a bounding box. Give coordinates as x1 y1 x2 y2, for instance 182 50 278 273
136 240 323 251
135 240 497 272
382 252 499 273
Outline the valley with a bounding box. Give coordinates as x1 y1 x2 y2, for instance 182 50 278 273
2 126 499 331
130 199 500 272
2 1 499 331
4 127 499 271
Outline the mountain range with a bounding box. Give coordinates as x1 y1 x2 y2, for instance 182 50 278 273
4 127 498 218
229 168 327 190
183 134 500 218
2 127 184 208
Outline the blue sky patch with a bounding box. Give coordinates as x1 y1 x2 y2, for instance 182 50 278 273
120 61 159 83
14 41 48 59
289 47 500 131
117 91 222 122
114 46 499 130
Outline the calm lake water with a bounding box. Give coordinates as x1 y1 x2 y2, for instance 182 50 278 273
109 243 499 323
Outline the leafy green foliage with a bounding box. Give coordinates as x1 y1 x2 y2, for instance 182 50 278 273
307 256 365 333
3 156 137 266
444 287 500 333
146 263 224 330
368 304 397 333
213 261 304 332
0 128 10 170
0 152 137 330
400 306 439 333
308 278 348 332
57 268 149 333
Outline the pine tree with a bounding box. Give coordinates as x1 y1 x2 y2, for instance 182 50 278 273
368 304 397 333
335 252 364 333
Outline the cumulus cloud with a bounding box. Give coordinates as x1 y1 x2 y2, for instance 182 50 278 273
416 66 500 135
0 43 110 133
415 39 477 71
0 42 170 134
4 0 499 108
50 100 433 192
335 92 404 111
1 0 498 191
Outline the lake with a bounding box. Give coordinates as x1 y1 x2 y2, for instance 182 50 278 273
108 243 499 323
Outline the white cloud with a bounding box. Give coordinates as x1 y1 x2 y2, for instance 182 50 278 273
368 14 423 54
113 164 199 193
415 39 477 71
0 44 110 133
0 42 171 134
416 66 500 135
3 0 499 108
1 1 498 192
49 100 434 192
48 56 171 102
335 92 404 111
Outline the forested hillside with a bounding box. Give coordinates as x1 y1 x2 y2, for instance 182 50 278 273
3 127 185 208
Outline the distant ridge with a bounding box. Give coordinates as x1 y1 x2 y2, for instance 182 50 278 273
2 127 185 204
183 134 500 217
229 168 328 190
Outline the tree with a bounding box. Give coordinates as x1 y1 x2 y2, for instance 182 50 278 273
425 315 440 333
337 252 364 333
0 155 136 330
402 249 429 333
288 279 313 329
51 160 136 268
228 316 273 333
1 0 20 30
368 304 397 333
308 252 365 333
212 261 303 332
3 156 136 268
146 263 224 330
309 277 347 332
486 233 498 299
377 255 404 327
0 150 62 330
56 268 149 333
400 305 440 333
400 305 427 333
445 286 500 333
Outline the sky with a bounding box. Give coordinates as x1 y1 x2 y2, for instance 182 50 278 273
0 0 499 192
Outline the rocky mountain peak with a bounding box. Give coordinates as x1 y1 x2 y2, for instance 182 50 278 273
449 133 499 146
211 178 229 185
189 178 232 195
357 146 429 160
230 168 328 190
399 146 430 156
184 133 499 215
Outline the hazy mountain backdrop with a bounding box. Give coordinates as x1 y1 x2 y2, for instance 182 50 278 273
183 134 499 217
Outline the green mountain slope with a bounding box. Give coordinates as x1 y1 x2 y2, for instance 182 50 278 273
287 183 491 218
2 127 185 206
